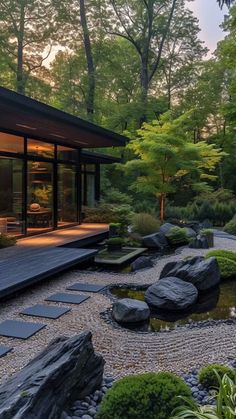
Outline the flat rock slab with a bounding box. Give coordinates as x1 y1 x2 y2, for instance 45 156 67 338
0 320 46 339
21 304 71 319
0 345 13 358
46 293 90 305
67 283 106 293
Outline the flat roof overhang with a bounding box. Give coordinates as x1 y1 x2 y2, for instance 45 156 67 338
0 87 127 148
81 150 121 164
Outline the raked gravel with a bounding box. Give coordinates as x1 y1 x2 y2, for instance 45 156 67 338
0 236 236 385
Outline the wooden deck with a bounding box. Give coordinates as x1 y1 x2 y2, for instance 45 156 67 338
0 224 108 299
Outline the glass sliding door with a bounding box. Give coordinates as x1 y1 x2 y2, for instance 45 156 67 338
0 157 23 236
27 161 54 234
58 164 77 226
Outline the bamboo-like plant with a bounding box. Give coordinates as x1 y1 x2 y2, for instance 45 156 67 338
171 371 236 419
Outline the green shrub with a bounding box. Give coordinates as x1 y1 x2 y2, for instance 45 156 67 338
83 204 116 223
97 372 193 419
171 372 236 419
132 213 161 236
224 216 236 235
166 227 189 246
198 364 235 390
0 234 16 249
205 250 236 279
106 237 123 246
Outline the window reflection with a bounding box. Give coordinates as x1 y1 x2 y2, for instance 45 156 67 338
58 164 77 225
27 139 54 158
0 132 24 154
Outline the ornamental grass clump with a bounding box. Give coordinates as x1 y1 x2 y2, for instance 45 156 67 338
205 250 236 279
132 213 161 236
96 372 193 419
198 364 236 390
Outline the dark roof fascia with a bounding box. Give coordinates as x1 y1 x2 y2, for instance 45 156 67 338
0 87 127 147
81 150 121 164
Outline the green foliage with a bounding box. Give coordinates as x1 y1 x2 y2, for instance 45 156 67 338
97 372 193 419
106 237 123 246
132 213 161 236
102 188 133 206
0 234 16 249
205 249 236 279
112 204 134 236
166 227 189 246
83 204 133 234
199 364 236 390
171 372 236 419
224 216 236 235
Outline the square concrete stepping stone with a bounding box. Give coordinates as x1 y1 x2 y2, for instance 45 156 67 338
0 345 13 358
0 320 46 340
45 293 90 305
21 304 71 319
67 283 106 293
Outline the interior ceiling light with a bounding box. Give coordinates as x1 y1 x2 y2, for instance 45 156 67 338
73 140 88 145
50 133 66 139
16 123 36 130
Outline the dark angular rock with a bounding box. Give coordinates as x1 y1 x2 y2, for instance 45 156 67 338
185 227 197 240
159 223 176 235
160 256 220 291
0 332 104 419
145 278 198 310
189 236 209 249
142 232 168 249
131 256 154 271
112 298 150 323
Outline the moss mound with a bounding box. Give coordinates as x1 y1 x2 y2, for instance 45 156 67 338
205 250 236 279
97 372 193 419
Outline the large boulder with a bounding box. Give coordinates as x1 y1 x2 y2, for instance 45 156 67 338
160 256 220 291
159 223 176 235
131 256 153 271
145 277 198 311
112 298 150 323
142 232 168 249
0 332 104 419
185 227 197 240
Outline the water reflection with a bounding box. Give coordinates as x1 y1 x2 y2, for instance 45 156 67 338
110 280 236 332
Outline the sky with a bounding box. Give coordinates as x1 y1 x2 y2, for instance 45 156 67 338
188 0 228 55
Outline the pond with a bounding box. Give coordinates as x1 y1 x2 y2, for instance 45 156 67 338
110 280 236 332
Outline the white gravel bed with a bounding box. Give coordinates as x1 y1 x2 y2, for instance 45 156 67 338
0 236 236 384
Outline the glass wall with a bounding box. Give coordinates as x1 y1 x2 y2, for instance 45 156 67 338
0 132 24 154
81 164 96 207
27 139 54 158
58 164 77 226
0 157 23 235
27 161 54 233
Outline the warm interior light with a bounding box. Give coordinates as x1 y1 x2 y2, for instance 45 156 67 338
16 123 37 130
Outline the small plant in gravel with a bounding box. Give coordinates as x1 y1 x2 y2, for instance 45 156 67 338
205 250 236 279
0 233 16 248
171 372 236 419
96 372 193 419
198 364 236 390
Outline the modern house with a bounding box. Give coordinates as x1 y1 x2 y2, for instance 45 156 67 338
0 87 126 237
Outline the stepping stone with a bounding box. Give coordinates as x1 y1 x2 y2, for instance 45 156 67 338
0 320 46 340
0 345 12 358
21 304 71 319
45 293 90 305
67 283 106 293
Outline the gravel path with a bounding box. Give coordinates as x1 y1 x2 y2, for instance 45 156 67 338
0 236 236 385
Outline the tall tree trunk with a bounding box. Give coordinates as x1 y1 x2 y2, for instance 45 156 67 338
17 1 25 94
79 0 95 122
159 193 166 222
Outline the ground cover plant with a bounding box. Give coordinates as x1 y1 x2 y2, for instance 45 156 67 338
165 226 189 246
97 372 193 419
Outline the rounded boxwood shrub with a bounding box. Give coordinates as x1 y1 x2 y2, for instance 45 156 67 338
224 217 236 235
205 250 236 279
199 364 236 389
96 372 193 419
165 226 189 246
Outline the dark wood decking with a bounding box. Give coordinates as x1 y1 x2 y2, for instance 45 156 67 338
0 224 108 299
